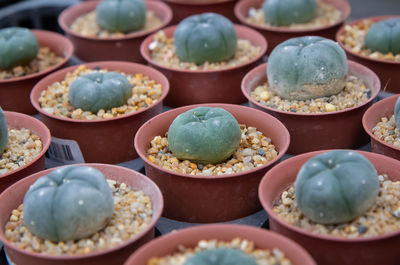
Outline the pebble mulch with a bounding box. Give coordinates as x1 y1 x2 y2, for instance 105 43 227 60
147 238 292 265
372 115 400 148
5 180 153 255
38 65 163 120
147 125 278 176
274 174 400 238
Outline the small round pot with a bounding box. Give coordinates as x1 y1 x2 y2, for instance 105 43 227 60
234 0 350 54
362 94 400 160
0 163 163 265
336 15 400 94
30 61 169 164
140 25 267 107
259 150 400 265
0 111 51 194
58 0 172 63
242 61 381 155
124 224 316 265
0 30 73 115
134 103 289 223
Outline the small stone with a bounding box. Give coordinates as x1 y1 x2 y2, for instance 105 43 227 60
325 103 336 112
257 148 266 156
358 225 367 234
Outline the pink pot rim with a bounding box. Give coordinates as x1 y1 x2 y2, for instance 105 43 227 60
140 24 268 74
30 61 170 124
259 149 400 243
0 163 164 261
234 0 350 33
336 15 400 66
0 111 51 180
163 0 235 6
0 30 73 84
134 103 290 180
241 60 381 117
58 0 173 42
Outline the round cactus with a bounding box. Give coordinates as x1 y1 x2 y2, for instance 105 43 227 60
0 27 38 70
395 96 400 128
183 248 257 265
174 13 237 64
167 107 241 165
68 71 132 113
0 107 8 156
96 0 146 33
267 36 348 101
295 150 379 224
23 165 114 242
262 0 317 26
365 18 400 55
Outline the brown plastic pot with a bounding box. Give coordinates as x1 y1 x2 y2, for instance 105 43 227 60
242 61 381 155
259 150 400 265
58 0 172 63
235 0 351 54
124 224 316 265
0 111 51 194
362 94 400 160
336 15 400 94
134 103 290 223
140 25 267 107
0 30 73 115
30 61 169 164
0 163 163 265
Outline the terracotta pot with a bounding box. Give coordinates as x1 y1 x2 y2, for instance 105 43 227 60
140 25 267 107
362 94 400 160
241 61 381 155
0 163 163 265
58 0 172 63
124 224 316 265
259 150 400 265
234 0 351 54
336 15 400 94
30 61 169 164
0 30 73 115
0 111 51 194
134 103 289 223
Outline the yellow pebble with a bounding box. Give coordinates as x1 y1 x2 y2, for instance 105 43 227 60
190 163 197 169
260 91 271 101
147 155 156 163
325 103 336 112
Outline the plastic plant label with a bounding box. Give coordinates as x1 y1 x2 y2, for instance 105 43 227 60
45 137 85 167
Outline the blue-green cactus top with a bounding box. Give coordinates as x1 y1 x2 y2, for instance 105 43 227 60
365 18 400 55
262 0 317 26
394 96 400 128
0 107 8 156
184 248 257 265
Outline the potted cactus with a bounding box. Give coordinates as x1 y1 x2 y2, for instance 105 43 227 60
58 0 172 63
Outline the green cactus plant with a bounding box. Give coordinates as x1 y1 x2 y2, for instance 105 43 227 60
68 71 132 113
395 96 400 128
0 27 38 70
96 0 147 33
167 107 241 165
365 18 400 55
267 36 348 101
23 165 114 242
0 107 8 156
174 13 237 64
262 0 317 26
294 150 379 224
183 248 257 265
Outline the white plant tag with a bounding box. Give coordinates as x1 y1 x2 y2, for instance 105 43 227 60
45 137 85 167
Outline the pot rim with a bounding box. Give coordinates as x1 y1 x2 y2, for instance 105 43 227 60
163 0 235 6
140 24 268 74
234 0 350 33
0 30 74 84
134 103 290 180
0 111 51 180
336 15 400 66
241 60 381 117
58 0 173 42
30 61 170 124
0 163 164 261
259 149 400 243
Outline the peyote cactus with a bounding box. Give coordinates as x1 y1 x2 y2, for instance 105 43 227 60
365 18 400 55
174 13 237 64
295 150 379 224
395 96 400 128
267 36 348 101
96 0 146 33
23 165 114 242
262 0 317 26
0 27 38 70
183 248 257 265
167 107 241 165
0 107 8 156
68 71 132 113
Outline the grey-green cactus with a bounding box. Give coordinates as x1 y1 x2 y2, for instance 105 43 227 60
262 0 317 26
395 96 400 128
183 248 257 265
365 18 400 55
0 107 8 156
